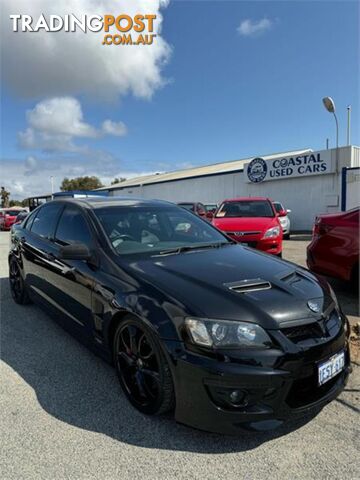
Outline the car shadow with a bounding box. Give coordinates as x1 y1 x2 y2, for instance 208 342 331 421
325 277 359 317
1 277 321 453
287 234 313 242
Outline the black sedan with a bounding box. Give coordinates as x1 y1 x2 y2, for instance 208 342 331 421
9 197 351 434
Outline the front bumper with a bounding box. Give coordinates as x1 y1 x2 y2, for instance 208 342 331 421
226 234 282 255
163 324 350 434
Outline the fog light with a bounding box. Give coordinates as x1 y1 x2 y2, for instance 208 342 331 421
229 390 247 406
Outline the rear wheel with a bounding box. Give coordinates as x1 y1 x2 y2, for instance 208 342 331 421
9 257 31 305
113 316 175 415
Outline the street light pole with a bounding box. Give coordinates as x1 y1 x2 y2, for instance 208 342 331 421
322 96 339 173
333 110 339 149
347 105 351 145
50 176 54 199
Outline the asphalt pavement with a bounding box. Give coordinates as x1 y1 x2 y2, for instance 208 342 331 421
1 231 359 480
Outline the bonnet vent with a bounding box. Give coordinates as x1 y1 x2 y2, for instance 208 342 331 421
224 278 272 293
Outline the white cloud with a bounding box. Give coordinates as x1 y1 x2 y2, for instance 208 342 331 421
237 18 273 37
102 119 128 137
27 97 98 138
1 0 171 100
1 156 158 199
18 97 128 152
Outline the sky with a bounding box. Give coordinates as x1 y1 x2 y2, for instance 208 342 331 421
1 0 359 199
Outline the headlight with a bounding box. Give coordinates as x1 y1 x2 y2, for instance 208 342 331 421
263 226 280 239
184 318 272 349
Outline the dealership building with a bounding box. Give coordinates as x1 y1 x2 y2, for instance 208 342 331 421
99 145 360 230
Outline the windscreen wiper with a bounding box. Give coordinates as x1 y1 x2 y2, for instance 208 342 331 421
158 242 232 256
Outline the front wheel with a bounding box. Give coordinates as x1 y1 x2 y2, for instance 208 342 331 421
113 316 175 415
9 257 31 305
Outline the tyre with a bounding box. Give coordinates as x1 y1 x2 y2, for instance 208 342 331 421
277 252 283 258
113 315 175 415
351 263 359 291
9 257 31 305
284 233 290 240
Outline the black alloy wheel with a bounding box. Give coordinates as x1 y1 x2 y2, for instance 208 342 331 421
113 316 175 415
9 258 31 305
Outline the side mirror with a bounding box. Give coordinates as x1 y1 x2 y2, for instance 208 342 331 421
59 243 92 261
277 209 287 217
286 209 291 214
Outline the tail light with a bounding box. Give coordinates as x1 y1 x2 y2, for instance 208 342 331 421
313 217 333 236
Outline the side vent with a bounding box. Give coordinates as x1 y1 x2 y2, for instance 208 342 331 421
224 278 272 293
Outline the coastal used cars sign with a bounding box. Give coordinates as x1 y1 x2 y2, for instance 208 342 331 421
246 150 333 183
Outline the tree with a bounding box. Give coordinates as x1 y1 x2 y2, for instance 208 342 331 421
9 200 24 207
111 177 127 185
60 176 104 192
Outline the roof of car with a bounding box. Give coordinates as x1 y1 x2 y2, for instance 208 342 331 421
222 197 273 202
51 196 176 209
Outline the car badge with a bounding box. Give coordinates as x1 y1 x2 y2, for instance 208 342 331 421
307 300 321 313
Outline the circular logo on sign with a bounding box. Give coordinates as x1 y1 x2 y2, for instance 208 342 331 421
247 157 268 183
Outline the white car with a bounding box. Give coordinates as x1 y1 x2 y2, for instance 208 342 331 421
273 201 291 239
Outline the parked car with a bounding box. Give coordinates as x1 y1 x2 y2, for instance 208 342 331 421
0 208 27 230
9 197 351 434
273 201 291 239
204 203 218 220
307 207 359 283
212 197 283 256
14 211 29 225
177 202 207 219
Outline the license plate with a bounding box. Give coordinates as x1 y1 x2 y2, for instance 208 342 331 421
318 351 345 386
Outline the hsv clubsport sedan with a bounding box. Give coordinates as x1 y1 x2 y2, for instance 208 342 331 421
9 198 351 434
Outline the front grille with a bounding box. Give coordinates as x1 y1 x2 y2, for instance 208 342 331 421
282 323 324 342
227 231 261 236
243 241 258 248
281 311 342 344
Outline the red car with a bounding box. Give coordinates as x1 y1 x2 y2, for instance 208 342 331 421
307 207 359 282
212 197 283 256
0 208 27 231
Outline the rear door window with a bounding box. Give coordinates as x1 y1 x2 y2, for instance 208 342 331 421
30 203 64 240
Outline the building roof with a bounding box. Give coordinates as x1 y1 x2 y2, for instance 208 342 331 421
99 148 312 191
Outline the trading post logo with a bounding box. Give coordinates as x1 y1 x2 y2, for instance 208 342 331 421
9 14 158 46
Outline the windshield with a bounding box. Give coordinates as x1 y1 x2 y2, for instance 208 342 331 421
4 209 23 216
205 204 217 212
216 200 275 218
95 205 229 255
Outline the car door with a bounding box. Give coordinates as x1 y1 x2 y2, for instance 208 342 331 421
21 202 64 298
50 204 98 331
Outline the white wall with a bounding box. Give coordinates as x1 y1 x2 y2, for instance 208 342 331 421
109 146 357 231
